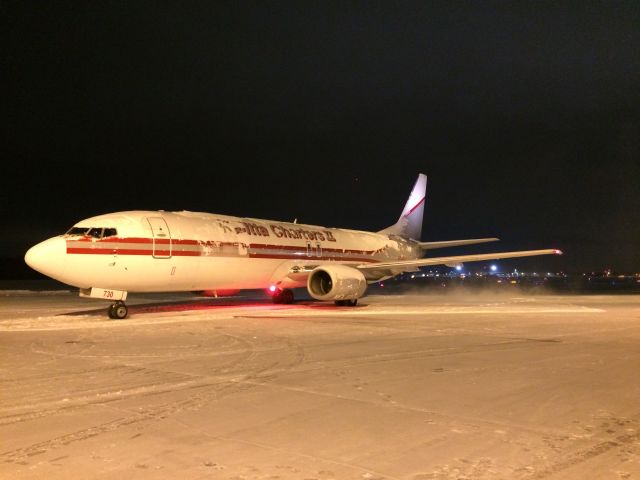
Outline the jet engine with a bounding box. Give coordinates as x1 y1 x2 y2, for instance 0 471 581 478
307 265 367 301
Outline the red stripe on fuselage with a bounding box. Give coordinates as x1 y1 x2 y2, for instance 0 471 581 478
69 236 200 245
66 237 382 262
68 248 201 256
247 253 379 263
248 243 376 255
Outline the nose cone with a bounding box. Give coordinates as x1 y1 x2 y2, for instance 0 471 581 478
25 237 67 280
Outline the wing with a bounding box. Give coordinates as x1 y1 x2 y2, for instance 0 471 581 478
356 249 562 277
273 249 561 286
418 238 499 250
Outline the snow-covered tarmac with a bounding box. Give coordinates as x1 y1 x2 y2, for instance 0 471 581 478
1 291 639 479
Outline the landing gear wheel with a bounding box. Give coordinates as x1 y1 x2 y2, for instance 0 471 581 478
334 299 358 307
281 289 294 304
108 301 128 319
272 289 294 304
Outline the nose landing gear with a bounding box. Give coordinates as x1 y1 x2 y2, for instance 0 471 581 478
108 301 128 319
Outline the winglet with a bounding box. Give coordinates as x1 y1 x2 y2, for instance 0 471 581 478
378 174 427 240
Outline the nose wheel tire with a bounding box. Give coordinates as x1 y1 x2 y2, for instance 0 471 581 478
108 301 128 319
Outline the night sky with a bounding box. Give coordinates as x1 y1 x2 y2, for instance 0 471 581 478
3 2 639 275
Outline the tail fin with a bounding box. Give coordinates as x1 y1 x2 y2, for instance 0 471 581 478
378 173 427 240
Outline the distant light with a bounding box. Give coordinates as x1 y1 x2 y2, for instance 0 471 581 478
268 285 277 293
490 264 498 272
455 265 462 271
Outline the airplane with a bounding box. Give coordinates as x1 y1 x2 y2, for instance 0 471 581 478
24 174 561 319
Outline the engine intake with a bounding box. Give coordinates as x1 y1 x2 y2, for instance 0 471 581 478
307 265 367 301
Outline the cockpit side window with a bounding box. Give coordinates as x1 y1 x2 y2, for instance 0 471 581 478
102 228 118 238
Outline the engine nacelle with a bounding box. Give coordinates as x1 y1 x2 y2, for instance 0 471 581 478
307 265 367 301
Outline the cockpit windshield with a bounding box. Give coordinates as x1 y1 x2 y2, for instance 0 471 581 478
65 227 118 238
66 227 90 236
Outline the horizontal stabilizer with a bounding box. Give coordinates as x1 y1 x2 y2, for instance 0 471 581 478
418 237 499 250
357 249 562 273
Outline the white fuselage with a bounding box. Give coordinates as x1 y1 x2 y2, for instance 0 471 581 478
26 211 422 292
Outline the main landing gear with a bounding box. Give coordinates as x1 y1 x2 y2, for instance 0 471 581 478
334 299 358 307
271 288 294 304
108 301 128 319
268 287 358 307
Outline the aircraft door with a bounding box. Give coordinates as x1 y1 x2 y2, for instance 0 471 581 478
147 217 172 258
